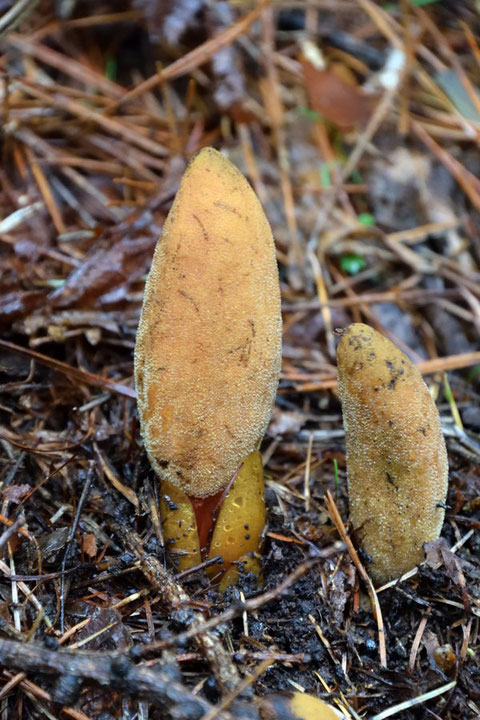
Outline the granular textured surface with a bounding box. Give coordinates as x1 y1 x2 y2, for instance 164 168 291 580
135 147 282 497
337 323 449 583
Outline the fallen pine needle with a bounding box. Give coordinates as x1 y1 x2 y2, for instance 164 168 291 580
266 532 307 545
324 490 387 668
369 680 457 719
0 339 135 399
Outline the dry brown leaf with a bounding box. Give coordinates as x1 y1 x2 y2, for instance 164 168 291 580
81 533 97 559
302 60 372 129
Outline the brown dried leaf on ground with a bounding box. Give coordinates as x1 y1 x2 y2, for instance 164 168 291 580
49 235 156 309
302 58 372 129
0 290 46 325
424 537 468 608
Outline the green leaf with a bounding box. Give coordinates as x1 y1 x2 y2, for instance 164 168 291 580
383 0 439 8
443 374 463 430
298 106 325 122
435 69 480 122
350 168 363 184
409 0 439 5
320 164 332 188
357 212 375 226
466 364 480 385
333 458 339 490
340 254 366 275
105 57 117 82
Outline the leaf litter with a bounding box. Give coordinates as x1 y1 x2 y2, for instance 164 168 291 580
0 1 480 719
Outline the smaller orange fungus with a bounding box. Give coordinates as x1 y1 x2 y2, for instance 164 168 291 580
337 323 449 584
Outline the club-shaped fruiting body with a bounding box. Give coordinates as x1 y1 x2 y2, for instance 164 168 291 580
135 147 281 582
337 323 448 584
258 692 345 719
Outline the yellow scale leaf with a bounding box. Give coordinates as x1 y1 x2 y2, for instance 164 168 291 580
160 480 201 573
207 450 265 586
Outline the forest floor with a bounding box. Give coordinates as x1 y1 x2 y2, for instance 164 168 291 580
0 1 480 719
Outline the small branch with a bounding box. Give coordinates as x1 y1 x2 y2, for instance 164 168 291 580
60 461 95 633
136 543 344 657
114 521 242 693
0 639 250 720
0 0 40 37
106 0 271 110
0 514 26 551
0 339 135 400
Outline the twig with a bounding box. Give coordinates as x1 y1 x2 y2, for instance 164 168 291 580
114 522 242 692
0 0 39 37
408 612 430 674
0 514 26 551
137 545 344 657
60 461 95 633
0 640 246 720
16 80 168 159
412 120 480 212
106 0 271 111
369 680 456 720
8 32 126 99
376 529 475 593
0 557 51 627
202 659 272 720
2 670 91 720
0 339 135 399
281 349 480 393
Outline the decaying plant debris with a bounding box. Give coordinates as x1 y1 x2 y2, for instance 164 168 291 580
0 1 480 719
